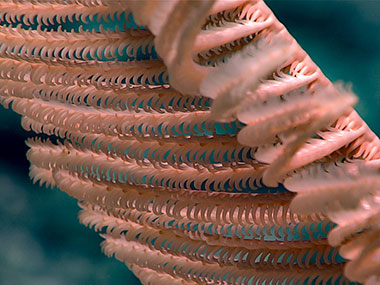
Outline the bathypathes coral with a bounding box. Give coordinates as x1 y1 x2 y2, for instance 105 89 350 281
0 0 379 284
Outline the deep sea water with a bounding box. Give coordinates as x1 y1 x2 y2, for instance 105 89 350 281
0 1 379 284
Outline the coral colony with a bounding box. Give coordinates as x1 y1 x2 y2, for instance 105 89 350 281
0 0 380 284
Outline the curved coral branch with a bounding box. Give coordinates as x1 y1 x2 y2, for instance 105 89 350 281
0 0 379 284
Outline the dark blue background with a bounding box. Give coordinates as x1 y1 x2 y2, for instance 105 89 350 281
0 1 379 284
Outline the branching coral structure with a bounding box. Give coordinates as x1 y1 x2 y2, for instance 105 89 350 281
0 0 380 284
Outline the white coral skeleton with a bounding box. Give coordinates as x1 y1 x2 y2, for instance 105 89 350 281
0 0 380 284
